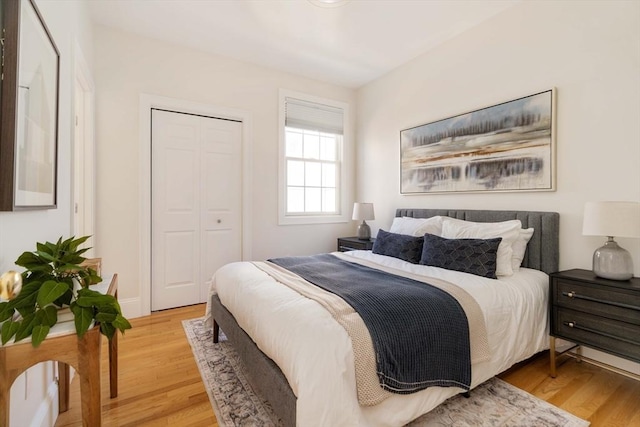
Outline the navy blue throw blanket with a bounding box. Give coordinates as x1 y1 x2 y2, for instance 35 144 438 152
269 254 471 393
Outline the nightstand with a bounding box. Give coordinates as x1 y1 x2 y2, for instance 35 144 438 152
549 269 640 378
337 237 375 252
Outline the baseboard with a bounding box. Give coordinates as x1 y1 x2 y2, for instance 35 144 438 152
553 339 639 379
32 379 59 427
580 348 640 379
32 368 79 427
119 296 142 319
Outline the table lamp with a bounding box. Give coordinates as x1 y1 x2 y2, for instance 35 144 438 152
352 202 374 240
582 201 640 281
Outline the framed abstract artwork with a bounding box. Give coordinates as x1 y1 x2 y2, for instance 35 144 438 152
0 0 60 210
400 89 556 194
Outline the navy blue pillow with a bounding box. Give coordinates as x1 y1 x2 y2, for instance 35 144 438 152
372 229 424 264
420 233 502 279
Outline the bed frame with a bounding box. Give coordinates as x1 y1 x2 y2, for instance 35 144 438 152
211 208 559 426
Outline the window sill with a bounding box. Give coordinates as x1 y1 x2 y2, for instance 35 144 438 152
279 214 349 226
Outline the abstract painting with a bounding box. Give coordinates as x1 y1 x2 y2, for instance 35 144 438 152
400 89 555 194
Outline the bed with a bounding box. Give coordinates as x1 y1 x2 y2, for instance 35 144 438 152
205 208 559 426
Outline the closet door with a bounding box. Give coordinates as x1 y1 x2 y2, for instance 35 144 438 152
151 109 241 311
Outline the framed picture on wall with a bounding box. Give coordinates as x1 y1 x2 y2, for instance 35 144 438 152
400 89 556 194
0 0 60 210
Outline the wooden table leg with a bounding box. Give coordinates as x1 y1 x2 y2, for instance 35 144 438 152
0 351 9 427
109 286 118 398
549 336 557 378
58 362 70 412
109 332 118 398
77 327 102 427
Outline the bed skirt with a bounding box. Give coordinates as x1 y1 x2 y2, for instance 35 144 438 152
211 294 297 426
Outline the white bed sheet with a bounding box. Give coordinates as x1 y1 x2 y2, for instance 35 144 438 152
205 251 550 427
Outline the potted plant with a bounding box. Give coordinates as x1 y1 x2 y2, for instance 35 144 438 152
0 236 131 347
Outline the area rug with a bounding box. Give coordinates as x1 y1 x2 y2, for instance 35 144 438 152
183 317 589 427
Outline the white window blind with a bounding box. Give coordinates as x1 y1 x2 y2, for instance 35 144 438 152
285 97 344 135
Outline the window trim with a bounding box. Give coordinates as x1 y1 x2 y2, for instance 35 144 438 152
278 89 351 225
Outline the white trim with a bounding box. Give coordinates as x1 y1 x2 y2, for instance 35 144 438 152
278 89 351 225
139 94 252 316
32 377 59 427
71 41 96 254
117 297 142 320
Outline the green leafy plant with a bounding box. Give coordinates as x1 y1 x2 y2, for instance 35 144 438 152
0 236 131 347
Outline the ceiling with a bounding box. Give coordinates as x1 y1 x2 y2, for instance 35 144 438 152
87 0 518 88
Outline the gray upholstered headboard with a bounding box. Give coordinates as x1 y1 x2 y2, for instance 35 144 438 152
396 208 559 275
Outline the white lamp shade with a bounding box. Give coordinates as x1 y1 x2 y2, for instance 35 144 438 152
352 203 375 221
583 201 640 238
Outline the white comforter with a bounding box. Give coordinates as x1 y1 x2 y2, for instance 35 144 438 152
204 251 549 427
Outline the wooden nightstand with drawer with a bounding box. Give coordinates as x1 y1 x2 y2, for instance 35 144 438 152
337 237 375 252
549 269 640 378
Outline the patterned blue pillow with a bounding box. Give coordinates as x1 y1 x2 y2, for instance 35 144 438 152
372 229 424 264
420 233 502 279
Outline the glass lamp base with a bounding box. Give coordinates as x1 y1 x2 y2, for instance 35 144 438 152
592 238 634 281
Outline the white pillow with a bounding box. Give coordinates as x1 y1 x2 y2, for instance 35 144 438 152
511 228 534 272
441 218 522 276
389 216 443 237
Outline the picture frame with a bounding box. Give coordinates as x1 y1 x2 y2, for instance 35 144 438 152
0 0 60 210
400 89 556 194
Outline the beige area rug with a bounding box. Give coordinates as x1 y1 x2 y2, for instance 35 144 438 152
183 317 589 427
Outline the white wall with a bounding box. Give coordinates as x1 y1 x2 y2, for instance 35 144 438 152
356 1 639 372
0 1 94 426
92 26 356 318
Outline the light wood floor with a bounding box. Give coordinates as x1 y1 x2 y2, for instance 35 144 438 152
55 304 640 427
55 304 216 427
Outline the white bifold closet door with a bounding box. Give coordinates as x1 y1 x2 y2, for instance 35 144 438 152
151 109 242 311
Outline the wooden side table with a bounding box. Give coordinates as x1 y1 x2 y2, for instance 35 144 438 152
0 274 118 427
337 236 375 252
549 269 639 379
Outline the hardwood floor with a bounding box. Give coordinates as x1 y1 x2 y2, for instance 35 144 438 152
55 304 640 426
499 353 640 427
55 304 217 427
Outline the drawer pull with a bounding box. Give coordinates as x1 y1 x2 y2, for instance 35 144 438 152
562 321 640 346
561 291 640 311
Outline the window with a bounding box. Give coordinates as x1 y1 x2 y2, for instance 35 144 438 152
285 128 339 214
279 90 349 225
